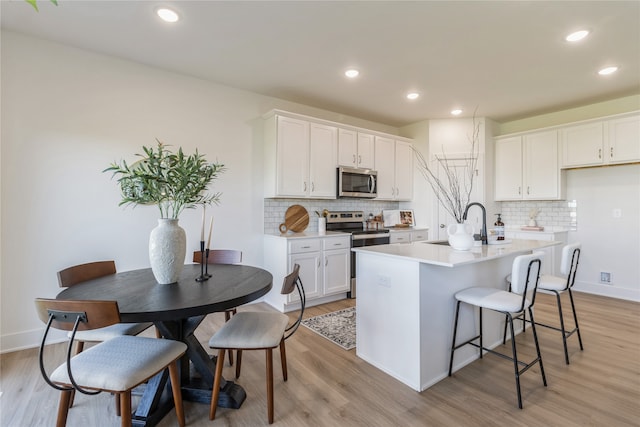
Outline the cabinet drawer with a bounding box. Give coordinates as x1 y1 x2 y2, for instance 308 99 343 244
288 239 321 254
323 236 351 250
390 232 411 243
411 230 429 241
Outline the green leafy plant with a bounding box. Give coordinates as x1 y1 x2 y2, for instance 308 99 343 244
104 141 225 219
25 0 58 12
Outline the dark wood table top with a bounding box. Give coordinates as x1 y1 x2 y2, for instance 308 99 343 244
56 263 273 323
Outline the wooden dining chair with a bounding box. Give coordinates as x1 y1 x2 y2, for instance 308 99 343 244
35 298 186 427
193 249 243 366
208 264 306 424
57 261 154 355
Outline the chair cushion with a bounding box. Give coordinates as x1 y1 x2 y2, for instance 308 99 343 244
455 287 531 313
538 274 568 292
209 311 289 350
68 322 152 342
51 336 186 392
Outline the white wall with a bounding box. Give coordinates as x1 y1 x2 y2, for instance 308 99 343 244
566 164 640 300
0 31 397 353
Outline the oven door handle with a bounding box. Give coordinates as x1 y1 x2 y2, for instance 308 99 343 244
352 233 390 240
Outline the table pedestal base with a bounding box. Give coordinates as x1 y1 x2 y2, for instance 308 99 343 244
131 316 246 426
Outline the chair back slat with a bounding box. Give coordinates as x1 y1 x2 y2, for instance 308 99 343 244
511 252 544 312
560 242 581 277
281 264 305 340
193 249 242 265
34 299 120 331
57 261 116 287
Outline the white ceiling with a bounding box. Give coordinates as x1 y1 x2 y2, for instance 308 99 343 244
2 0 639 127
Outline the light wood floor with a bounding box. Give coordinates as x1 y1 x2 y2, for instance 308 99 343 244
2 292 639 426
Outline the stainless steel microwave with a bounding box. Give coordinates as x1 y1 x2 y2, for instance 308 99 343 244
337 167 378 198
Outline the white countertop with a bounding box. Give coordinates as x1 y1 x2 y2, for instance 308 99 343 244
265 231 351 239
352 239 561 267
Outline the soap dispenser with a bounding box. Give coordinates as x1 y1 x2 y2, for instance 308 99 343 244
495 214 505 241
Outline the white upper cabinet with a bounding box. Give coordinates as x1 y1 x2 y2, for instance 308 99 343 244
309 122 338 198
607 114 640 164
338 129 375 169
374 137 413 201
264 114 337 199
495 130 564 201
561 113 640 168
272 115 310 197
264 110 413 200
561 121 605 167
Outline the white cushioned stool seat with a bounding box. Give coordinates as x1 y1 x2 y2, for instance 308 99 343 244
209 312 290 350
455 287 532 314
538 274 566 291
69 322 153 342
51 336 187 392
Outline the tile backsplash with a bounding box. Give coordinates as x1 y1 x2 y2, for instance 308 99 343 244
499 200 577 230
264 199 399 234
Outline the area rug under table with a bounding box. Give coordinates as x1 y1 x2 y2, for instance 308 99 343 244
301 307 356 350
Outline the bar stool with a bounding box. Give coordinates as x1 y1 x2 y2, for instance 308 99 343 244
537 242 583 364
448 252 547 409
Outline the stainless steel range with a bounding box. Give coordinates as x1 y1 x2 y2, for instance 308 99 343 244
325 210 390 298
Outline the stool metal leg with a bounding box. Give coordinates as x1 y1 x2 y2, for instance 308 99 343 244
568 289 584 351
448 301 462 376
506 313 523 409
528 307 547 388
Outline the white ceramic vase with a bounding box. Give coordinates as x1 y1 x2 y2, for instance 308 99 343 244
149 218 186 284
447 223 475 251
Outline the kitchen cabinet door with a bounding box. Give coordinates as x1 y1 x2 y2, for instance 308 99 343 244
338 128 358 167
323 249 350 296
394 140 414 201
288 251 322 303
275 116 310 197
495 136 523 200
561 122 605 167
608 114 640 164
524 130 562 199
309 122 337 198
357 132 375 169
374 136 396 199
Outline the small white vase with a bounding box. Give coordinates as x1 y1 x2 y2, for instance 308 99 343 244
149 218 186 284
447 223 475 251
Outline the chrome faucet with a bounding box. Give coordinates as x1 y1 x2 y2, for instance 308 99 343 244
463 202 488 245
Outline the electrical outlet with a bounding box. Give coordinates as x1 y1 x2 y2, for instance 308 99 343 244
612 209 622 218
600 271 612 284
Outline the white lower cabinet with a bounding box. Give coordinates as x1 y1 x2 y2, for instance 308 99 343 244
504 230 567 276
389 228 429 243
264 234 351 312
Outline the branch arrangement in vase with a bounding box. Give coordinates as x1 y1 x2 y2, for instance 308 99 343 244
104 140 226 219
414 115 481 224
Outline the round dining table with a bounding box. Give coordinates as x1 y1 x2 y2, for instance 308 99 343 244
56 263 273 427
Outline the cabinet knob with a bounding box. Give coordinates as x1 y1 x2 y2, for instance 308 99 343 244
598 148 602 159
303 182 307 191
353 154 356 164
610 147 614 159
358 155 362 164
440 224 446 229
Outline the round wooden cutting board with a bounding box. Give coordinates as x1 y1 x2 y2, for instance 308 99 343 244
279 204 309 233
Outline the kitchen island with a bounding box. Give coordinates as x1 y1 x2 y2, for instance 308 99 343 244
353 239 560 392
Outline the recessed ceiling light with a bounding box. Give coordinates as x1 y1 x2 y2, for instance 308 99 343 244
406 92 420 100
345 69 359 78
598 66 619 75
451 109 463 116
565 30 589 42
157 8 179 23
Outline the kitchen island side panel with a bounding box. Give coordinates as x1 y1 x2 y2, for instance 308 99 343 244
356 252 422 391
356 249 522 391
